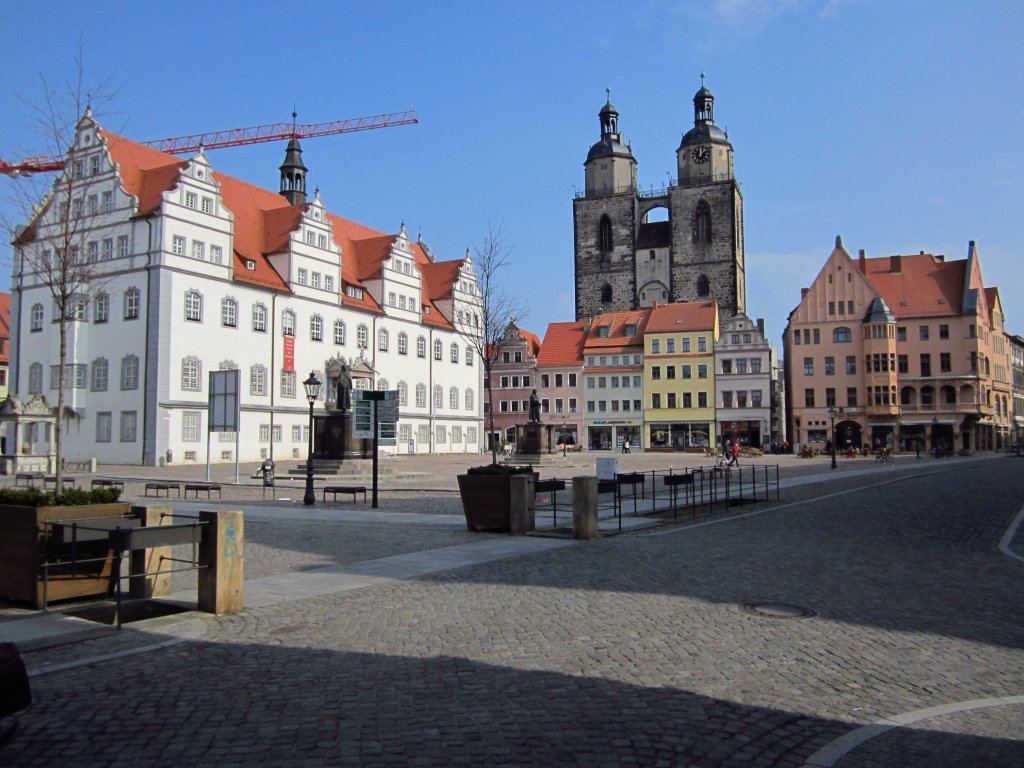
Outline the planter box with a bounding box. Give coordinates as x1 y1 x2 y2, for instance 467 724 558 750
0 503 131 608
457 473 537 533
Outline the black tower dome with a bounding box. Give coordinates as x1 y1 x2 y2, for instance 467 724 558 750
679 74 731 150
279 113 308 205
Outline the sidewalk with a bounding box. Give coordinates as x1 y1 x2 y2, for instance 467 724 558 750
1 452 1004 658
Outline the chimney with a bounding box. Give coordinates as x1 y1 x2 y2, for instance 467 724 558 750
892 254 902 273
801 288 809 300
757 318 765 335
582 317 593 333
858 249 866 272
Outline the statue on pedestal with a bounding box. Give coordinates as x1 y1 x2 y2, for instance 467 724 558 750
528 389 541 423
336 362 352 412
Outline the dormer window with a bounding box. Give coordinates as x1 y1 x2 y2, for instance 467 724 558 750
245 260 256 271
345 285 364 300
598 326 610 338
625 324 637 336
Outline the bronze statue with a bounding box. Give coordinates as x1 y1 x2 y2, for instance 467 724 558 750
528 389 541 423
337 362 352 411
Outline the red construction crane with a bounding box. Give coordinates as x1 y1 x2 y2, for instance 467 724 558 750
0 109 418 177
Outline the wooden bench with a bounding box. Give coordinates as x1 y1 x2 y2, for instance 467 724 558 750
322 485 367 503
44 475 77 489
183 483 222 499
91 478 125 491
144 482 181 498
15 472 45 487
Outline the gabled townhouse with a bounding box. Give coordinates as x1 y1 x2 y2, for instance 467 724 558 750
483 322 540 450
10 110 483 464
714 312 773 450
536 321 586 451
582 309 648 451
784 237 1011 454
643 301 719 451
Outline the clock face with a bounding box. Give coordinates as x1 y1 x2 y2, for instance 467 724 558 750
692 145 711 164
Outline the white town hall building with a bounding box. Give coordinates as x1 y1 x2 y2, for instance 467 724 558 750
9 110 484 465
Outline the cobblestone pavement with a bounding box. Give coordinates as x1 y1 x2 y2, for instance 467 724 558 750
2 456 1022 766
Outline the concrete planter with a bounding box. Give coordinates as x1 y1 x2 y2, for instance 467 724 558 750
457 472 538 533
0 503 131 608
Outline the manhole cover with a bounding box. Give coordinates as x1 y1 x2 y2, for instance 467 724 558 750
740 602 816 620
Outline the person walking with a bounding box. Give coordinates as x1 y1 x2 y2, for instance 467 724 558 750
728 440 740 467
622 438 631 454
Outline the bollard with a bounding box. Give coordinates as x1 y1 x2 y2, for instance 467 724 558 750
572 475 599 540
198 510 244 615
129 504 173 599
509 475 535 535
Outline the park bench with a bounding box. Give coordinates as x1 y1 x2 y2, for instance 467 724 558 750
323 485 367 503
43 475 77 489
144 482 181 498
15 472 45 487
184 483 222 499
664 472 695 507
91 478 125 491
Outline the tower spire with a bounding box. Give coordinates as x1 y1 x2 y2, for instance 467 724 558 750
279 109 308 205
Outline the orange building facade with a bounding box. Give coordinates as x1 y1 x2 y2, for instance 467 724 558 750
784 239 1012 454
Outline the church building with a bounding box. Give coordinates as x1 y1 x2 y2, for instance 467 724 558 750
573 78 746 322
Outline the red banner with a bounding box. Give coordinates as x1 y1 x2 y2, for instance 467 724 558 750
283 335 295 372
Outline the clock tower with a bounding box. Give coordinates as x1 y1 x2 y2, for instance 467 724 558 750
572 77 746 321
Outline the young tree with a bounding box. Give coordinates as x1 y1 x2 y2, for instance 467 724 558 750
3 51 114 489
454 221 530 465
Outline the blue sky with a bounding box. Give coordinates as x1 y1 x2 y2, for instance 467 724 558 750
2 1 1022 348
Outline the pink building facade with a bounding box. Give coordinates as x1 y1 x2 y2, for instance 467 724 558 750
483 323 541 450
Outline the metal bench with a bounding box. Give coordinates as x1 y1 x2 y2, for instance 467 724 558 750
184 483 222 499
91 478 125 491
44 475 77 489
15 472 45 487
323 485 367 503
664 473 695 511
144 482 181 498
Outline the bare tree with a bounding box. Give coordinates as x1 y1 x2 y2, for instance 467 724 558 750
453 221 530 465
3 47 115 489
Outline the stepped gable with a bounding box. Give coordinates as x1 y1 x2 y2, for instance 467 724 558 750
537 322 586 367
861 253 965 319
645 299 718 333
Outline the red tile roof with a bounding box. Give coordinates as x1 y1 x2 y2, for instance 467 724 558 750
583 309 650 351
99 130 465 319
862 254 965 319
0 291 10 365
537 322 586 367
645 300 718 333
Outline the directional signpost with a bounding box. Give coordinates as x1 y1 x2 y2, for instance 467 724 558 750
351 390 399 507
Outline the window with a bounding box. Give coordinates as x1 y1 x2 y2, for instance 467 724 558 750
804 357 814 375
736 359 747 374
397 381 408 406
397 332 408 355
28 363 43 393
357 324 369 349
90 155 101 176
325 275 334 292
793 330 801 346
833 327 852 343
667 339 675 353
346 285 363 300
682 365 692 379
919 325 929 341
920 354 932 377
192 241 205 260
297 268 308 285
825 357 835 375
120 411 137 442
281 370 296 398
181 357 201 391
172 235 186 255
94 293 109 323
696 274 710 297
897 326 907 342
805 388 815 407
91 358 109 391
828 301 835 316
221 298 237 327
751 391 762 407
693 201 712 244
30 303 43 332
250 364 267 396
417 336 426 358
450 343 459 363
334 320 346 345
825 387 836 407
723 391 733 408
435 425 447 444
102 238 113 260
310 315 323 342
201 196 213 214
317 234 327 249
182 411 202 442
184 290 202 322
117 235 129 258
282 310 295 336
651 339 661 354
252 304 267 332
898 354 908 373
433 385 443 409
450 387 459 409
698 364 708 379
813 329 820 344
96 412 112 443
651 367 661 380
598 215 612 251
185 191 197 209
697 392 707 408
416 383 427 408
121 355 139 390
433 339 442 360
378 328 389 352
722 360 732 374
940 352 951 373
750 359 761 373
846 356 856 374
124 288 140 320
465 346 473 366
652 393 661 409
698 337 707 352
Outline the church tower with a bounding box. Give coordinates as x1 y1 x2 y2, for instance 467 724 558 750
572 78 746 321
573 90 639 320
279 116 308 206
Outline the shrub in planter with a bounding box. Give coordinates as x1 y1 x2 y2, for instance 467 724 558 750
458 464 537 532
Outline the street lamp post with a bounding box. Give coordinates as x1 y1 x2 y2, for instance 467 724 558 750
828 406 838 470
932 415 939 458
303 371 322 505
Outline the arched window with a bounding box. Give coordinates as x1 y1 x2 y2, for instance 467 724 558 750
94 293 110 323
450 342 459 363
450 386 459 409
696 275 710 297
310 314 323 341
30 303 44 331
377 378 388 391
91 358 109 392
416 383 427 408
600 284 613 304
598 215 613 252
693 200 712 244
181 357 201 391
417 336 426 358
378 328 389 352
121 355 140 390
357 323 368 349
333 320 346 345
28 362 43 393
398 332 408 355
123 287 141 320
252 303 267 332
221 297 237 328
433 338 443 360
281 309 295 337
465 388 474 410
250 364 267 396
398 381 408 406
833 326 852 343
433 385 443 409
465 346 473 366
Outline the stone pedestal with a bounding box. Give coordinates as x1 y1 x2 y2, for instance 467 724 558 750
129 505 173 599
509 475 535 535
520 421 543 455
314 412 372 459
198 510 244 615
572 476 599 540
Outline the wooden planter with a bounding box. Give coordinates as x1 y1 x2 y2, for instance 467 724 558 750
457 473 537 533
0 503 131 608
